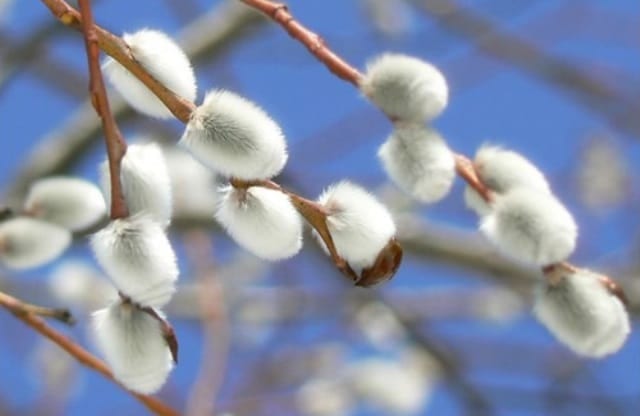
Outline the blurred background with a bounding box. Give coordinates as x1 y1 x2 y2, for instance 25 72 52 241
0 0 639 415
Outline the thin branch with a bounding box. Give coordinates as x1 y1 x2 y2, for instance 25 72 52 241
77 0 128 219
239 0 363 85
0 290 75 324
0 290 179 416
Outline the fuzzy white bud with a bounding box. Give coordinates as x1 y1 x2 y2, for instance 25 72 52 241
101 142 172 227
316 181 396 271
534 270 630 357
296 378 353 416
103 29 196 119
480 189 577 265
179 90 288 180
465 145 551 216
0 217 71 269
378 124 455 203
91 215 178 308
163 146 218 217
92 302 174 394
48 260 114 309
361 53 448 122
215 185 303 260
24 177 106 231
347 358 431 415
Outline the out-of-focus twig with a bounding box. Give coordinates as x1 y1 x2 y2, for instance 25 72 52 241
184 232 230 416
408 0 640 137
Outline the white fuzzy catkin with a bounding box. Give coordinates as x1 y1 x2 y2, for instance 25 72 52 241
103 29 196 119
179 90 288 180
480 189 577 265
0 217 71 269
91 215 178 308
347 358 430 415
464 145 551 216
163 146 218 217
92 301 174 394
296 378 353 416
316 181 396 270
24 177 106 231
360 53 448 122
49 260 114 310
534 270 630 357
215 186 303 260
378 124 455 203
101 142 173 226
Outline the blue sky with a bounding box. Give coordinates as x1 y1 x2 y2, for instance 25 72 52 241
0 0 639 415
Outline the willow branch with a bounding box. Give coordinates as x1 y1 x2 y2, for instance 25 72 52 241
38 0 392 285
0 290 179 416
77 0 128 219
236 0 628 295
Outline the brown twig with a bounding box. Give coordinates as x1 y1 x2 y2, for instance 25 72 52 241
77 0 128 219
238 0 363 85
228 178 361 283
0 290 75 324
454 154 493 203
0 290 179 416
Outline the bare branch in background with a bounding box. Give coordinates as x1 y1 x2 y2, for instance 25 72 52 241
183 232 230 416
408 0 640 137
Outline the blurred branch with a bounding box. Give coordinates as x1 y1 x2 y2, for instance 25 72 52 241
184 232 230 416
377 293 494 415
0 20 66 93
0 30 87 98
0 290 179 416
408 0 640 137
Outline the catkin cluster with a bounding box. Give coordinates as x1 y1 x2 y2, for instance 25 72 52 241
104 28 401 281
89 27 407 393
359 53 630 357
91 142 179 393
362 54 456 204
